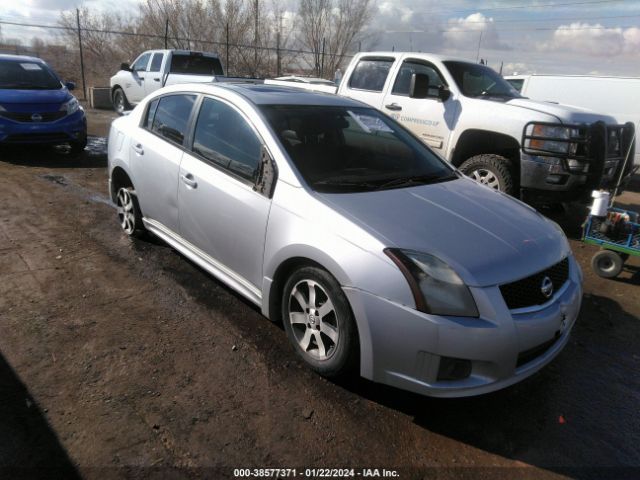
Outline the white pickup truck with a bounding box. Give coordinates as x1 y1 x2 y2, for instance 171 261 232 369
284 52 635 202
110 49 224 115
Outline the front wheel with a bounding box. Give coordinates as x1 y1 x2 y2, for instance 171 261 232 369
116 187 145 237
459 154 515 195
591 250 624 278
281 266 358 378
112 87 130 115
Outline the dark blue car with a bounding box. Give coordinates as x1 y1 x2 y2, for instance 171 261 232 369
0 54 87 154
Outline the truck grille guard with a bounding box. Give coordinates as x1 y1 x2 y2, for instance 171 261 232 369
521 121 636 192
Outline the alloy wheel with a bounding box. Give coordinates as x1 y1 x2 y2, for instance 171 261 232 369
471 168 501 190
116 188 136 235
288 279 339 360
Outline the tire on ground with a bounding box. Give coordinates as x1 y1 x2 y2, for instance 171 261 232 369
591 250 624 278
115 186 146 238
112 87 131 116
459 154 515 196
281 266 358 378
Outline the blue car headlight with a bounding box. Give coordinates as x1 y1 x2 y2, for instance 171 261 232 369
60 97 80 115
385 248 479 317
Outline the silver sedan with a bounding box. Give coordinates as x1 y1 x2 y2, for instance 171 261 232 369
107 83 582 397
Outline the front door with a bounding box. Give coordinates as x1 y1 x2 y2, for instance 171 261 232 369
178 96 272 291
382 59 458 154
127 52 151 103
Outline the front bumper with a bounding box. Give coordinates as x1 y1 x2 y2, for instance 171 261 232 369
0 109 87 145
520 121 635 203
344 256 583 398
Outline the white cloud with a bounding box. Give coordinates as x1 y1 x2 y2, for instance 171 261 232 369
443 13 508 51
545 23 640 57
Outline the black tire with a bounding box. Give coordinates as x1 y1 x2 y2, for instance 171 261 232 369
459 154 515 196
115 186 145 238
69 136 87 156
112 87 130 115
591 250 624 278
281 266 358 378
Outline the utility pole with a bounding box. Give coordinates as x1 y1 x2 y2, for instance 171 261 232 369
76 8 86 101
164 17 169 48
276 18 281 77
321 37 326 78
254 0 259 76
226 22 230 75
476 30 483 62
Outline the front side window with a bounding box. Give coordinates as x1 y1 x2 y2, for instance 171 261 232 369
132 53 151 72
444 61 521 99
191 97 262 181
0 60 61 90
392 61 445 96
150 94 196 145
149 53 163 73
348 58 394 91
260 105 457 193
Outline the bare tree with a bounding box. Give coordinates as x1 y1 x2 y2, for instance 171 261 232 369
297 0 374 78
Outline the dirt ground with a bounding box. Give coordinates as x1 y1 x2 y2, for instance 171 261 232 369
0 109 638 480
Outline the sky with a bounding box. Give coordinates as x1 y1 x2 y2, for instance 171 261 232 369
1 0 639 76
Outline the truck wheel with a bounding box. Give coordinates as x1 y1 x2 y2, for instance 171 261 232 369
459 154 515 195
591 250 624 278
112 87 130 115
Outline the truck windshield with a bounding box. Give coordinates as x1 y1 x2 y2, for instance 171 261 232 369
0 60 61 90
444 61 521 99
170 55 224 76
260 105 457 193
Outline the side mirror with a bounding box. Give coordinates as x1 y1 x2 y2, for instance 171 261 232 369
254 146 278 198
120 62 131 72
409 73 430 99
438 85 451 101
65 81 76 91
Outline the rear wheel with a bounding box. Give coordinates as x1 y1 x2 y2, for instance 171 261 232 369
459 154 515 195
116 187 145 237
112 87 130 115
591 250 624 278
281 266 358 378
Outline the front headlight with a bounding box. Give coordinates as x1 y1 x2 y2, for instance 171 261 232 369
60 97 79 115
385 249 479 317
524 123 579 156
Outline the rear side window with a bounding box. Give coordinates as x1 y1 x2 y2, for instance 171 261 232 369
348 58 394 91
191 97 262 181
149 53 163 73
170 55 224 76
392 61 445 95
150 94 196 145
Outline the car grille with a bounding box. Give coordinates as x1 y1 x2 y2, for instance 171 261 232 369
606 125 623 158
0 111 66 122
500 258 570 310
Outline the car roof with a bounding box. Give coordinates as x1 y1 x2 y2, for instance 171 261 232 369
211 83 363 107
0 54 44 63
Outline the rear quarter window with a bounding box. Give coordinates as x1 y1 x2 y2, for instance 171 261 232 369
348 58 394 91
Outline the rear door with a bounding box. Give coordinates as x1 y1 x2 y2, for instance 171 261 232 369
339 56 396 109
129 93 197 233
144 52 166 95
381 58 457 153
178 96 272 292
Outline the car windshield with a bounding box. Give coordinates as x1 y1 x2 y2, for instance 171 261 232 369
0 60 61 90
260 105 458 193
444 61 521 99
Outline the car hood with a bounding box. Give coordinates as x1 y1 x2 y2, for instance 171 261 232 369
506 97 618 125
318 177 570 287
0 88 71 111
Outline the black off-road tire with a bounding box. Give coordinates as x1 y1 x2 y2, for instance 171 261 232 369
591 250 624 278
459 154 515 196
281 266 358 378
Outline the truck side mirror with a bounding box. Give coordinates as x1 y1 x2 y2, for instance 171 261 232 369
409 73 430 99
120 62 131 72
438 85 451 101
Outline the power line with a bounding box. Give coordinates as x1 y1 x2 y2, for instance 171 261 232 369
413 0 629 15
446 13 640 24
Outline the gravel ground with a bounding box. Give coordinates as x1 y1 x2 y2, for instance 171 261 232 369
0 109 638 480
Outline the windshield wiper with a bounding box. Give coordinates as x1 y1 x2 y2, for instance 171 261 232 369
376 173 458 191
313 178 382 191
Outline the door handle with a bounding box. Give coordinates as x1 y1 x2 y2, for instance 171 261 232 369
181 173 198 188
132 143 144 155
385 103 402 111
154 78 160 82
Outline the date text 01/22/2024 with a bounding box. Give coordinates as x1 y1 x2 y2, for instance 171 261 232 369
233 468 400 478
